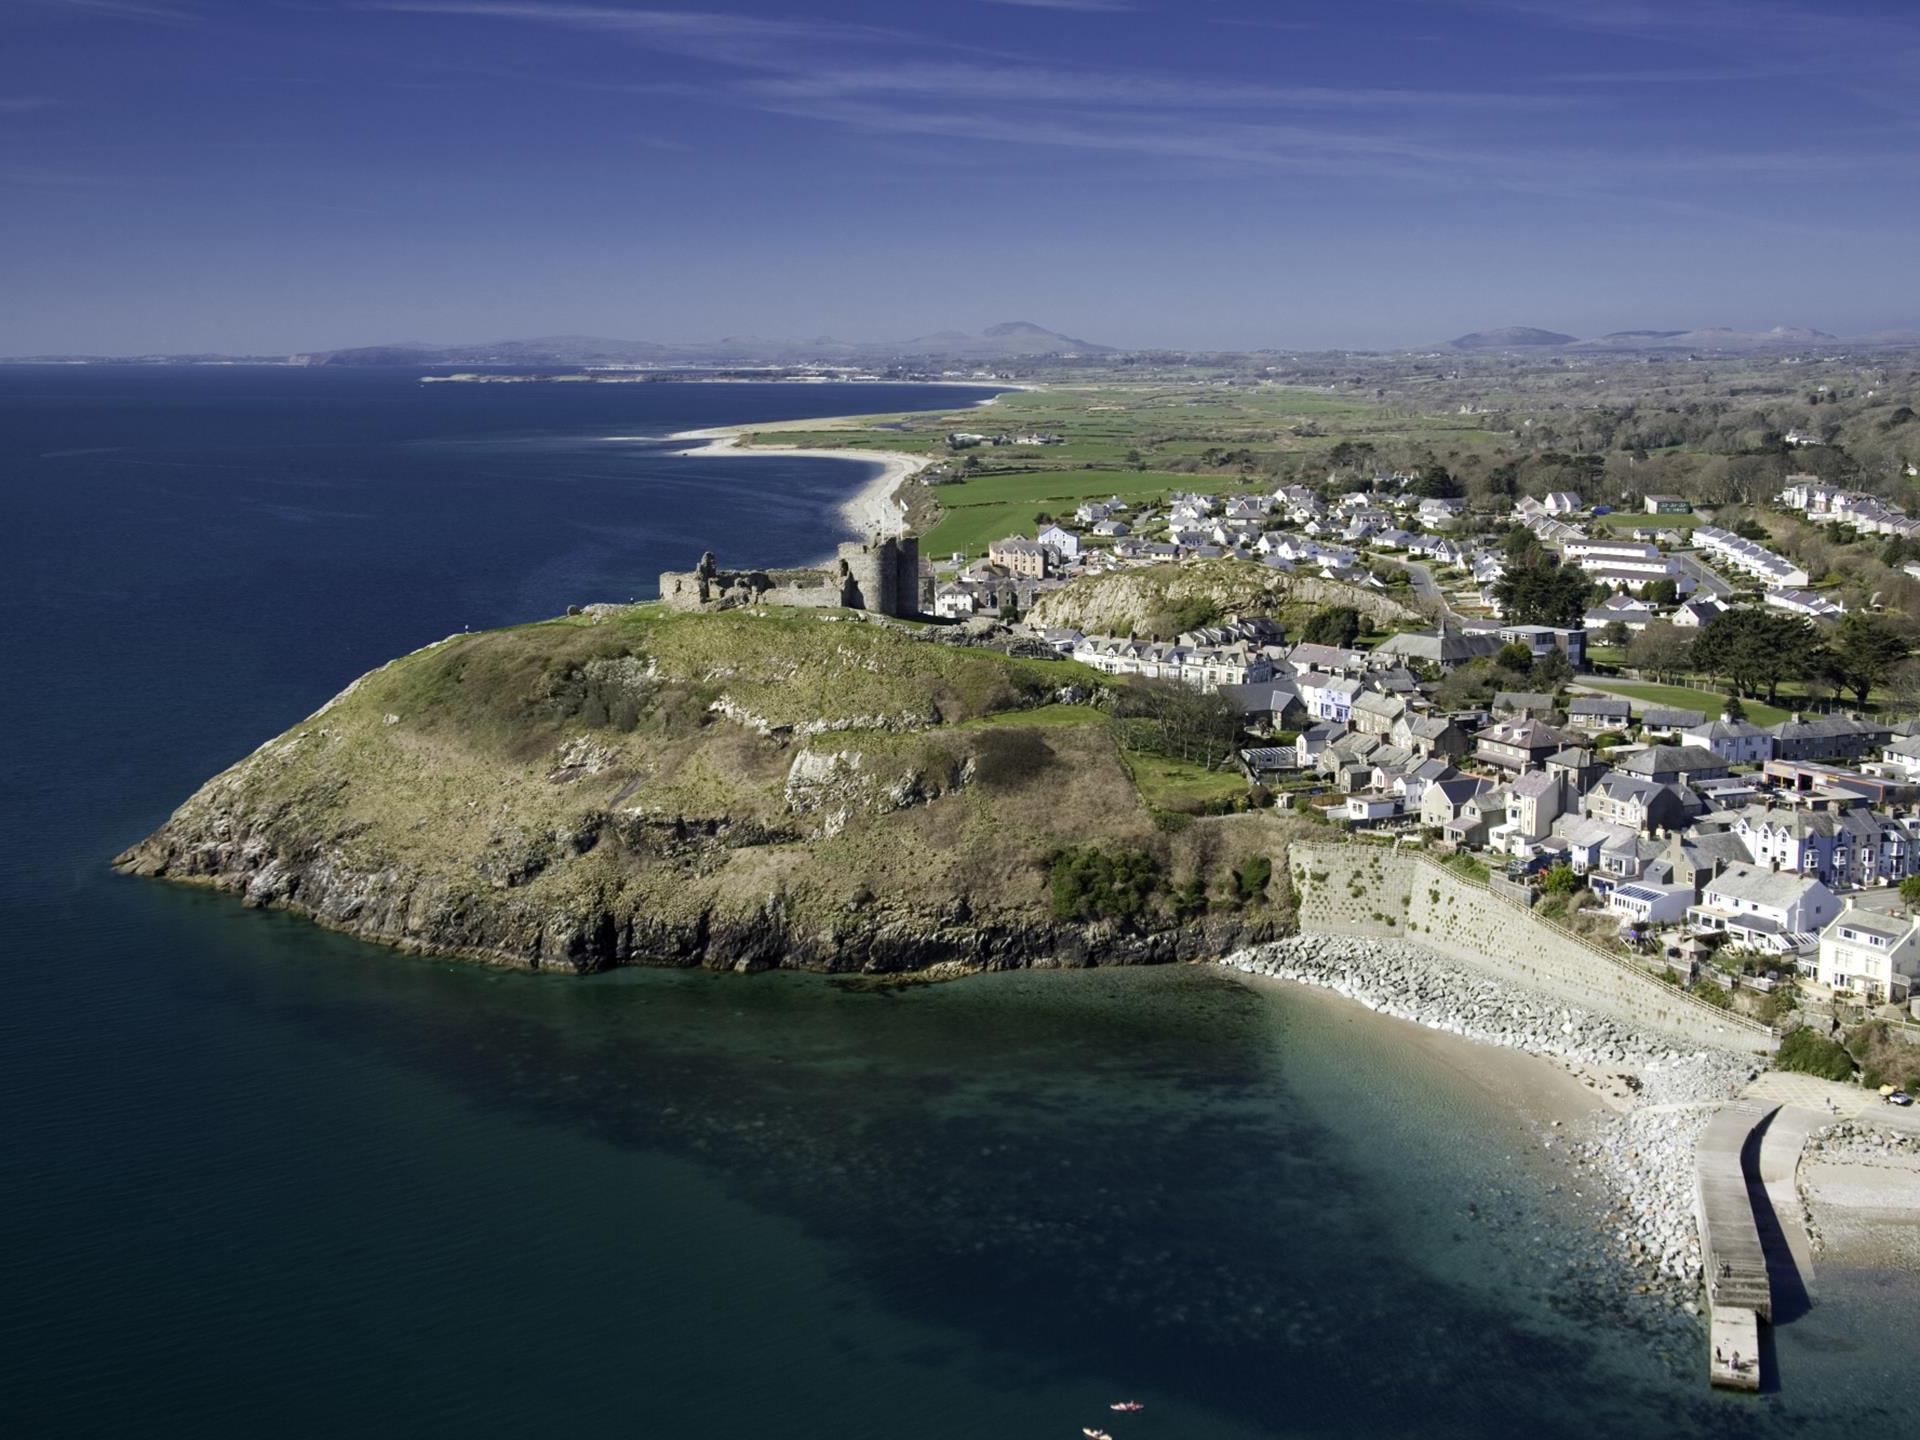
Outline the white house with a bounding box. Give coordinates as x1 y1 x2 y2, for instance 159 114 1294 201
1693 526 1809 588
1681 715 1774 766
1609 882 1695 927
1036 524 1081 561
1688 864 1839 953
1817 904 1920 1004
1671 597 1730 629
1543 491 1582 515
1764 588 1845 620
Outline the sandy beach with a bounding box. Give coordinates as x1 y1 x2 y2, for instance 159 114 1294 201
666 422 930 540
1230 968 1617 1132
662 386 1021 546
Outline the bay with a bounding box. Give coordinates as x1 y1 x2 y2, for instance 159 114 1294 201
0 367 1911 1438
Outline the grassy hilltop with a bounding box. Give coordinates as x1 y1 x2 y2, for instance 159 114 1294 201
120 606 1302 973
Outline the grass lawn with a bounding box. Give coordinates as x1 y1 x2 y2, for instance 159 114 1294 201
1584 679 1790 727
1123 752 1249 812
1593 511 1704 533
956 703 1108 730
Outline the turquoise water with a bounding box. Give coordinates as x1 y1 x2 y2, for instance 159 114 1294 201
1 369 1912 1437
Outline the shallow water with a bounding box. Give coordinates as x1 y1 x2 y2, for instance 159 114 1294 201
1 368 1912 1437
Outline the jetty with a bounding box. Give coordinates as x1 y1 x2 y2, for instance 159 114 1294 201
1696 1099 1776 1391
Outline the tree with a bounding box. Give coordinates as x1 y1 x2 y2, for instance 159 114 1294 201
1301 605 1363 649
1531 650 1573 691
1829 613 1909 707
1495 641 1535 672
1114 678 1241 769
1625 623 1694 684
1722 696 1747 722
1492 548 1591 628
1540 862 1579 897
1600 620 1631 649
1643 578 1679 606
1899 874 1920 911
1884 658 1920 718
1411 463 1460 499
1691 609 1819 703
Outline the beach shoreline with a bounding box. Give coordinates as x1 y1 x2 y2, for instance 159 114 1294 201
666 425 930 541
662 385 1019 548
1800 1124 1920 1272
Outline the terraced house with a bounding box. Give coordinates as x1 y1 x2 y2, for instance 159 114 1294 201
1730 804 1919 890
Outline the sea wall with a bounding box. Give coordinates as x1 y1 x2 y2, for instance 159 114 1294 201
1288 841 1776 1053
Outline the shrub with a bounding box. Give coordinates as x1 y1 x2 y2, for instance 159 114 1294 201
1692 979 1732 1009
1233 854 1273 905
1776 1027 1855 1082
1540 862 1580 897
1048 846 1161 923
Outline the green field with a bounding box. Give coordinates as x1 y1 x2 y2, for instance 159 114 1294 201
1583 679 1789 727
921 468 1204 558
1124 752 1249 811
1593 510 1705 533
739 382 1507 560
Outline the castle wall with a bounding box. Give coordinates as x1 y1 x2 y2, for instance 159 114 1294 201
658 537 922 618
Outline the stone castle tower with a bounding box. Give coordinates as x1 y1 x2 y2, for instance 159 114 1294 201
658 533 925 617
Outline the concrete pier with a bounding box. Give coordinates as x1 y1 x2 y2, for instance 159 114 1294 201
1696 1099 1777 1390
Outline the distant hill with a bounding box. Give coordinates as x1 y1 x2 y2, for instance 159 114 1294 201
1570 325 1841 352
295 322 1108 368
1445 327 1578 350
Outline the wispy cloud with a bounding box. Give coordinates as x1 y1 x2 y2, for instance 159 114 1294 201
367 0 1919 220
977 0 1138 12
18 0 198 21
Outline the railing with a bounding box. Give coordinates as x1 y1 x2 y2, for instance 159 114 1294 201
1335 844 1779 1041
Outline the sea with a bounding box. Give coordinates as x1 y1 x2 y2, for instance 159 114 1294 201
0 365 1913 1439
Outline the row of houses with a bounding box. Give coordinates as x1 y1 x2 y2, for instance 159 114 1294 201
1692 525 1810 588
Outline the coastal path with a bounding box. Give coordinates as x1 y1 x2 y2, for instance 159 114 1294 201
1743 1071 1920 1139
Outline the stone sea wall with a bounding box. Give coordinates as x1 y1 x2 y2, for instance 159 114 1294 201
1288 842 1775 1053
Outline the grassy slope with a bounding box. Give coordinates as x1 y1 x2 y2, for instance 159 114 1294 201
144 606 1298 955
1583 678 1790 727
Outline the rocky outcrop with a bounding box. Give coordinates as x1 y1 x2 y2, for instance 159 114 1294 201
117 802 1290 976
1027 559 1421 638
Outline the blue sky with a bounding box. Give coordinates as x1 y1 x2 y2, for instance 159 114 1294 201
6 0 1920 353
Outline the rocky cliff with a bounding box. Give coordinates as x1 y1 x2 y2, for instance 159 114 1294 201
118 606 1301 974
1025 559 1421 638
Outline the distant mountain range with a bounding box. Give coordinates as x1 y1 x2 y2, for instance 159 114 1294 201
1441 324 1874 353
292 321 1110 368
13 319 1920 367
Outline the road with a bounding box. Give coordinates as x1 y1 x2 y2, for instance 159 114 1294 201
1672 550 1734 599
1387 557 1458 621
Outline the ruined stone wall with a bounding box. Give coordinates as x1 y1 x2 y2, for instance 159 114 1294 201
659 537 923 618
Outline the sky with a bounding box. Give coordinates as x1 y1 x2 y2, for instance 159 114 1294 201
5 0 1920 354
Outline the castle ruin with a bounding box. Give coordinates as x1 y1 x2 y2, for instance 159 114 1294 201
658 535 927 618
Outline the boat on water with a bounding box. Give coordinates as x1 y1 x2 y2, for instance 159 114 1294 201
1109 1401 1144 1412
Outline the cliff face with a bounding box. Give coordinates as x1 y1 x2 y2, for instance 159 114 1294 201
1025 560 1421 639
118 606 1301 975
